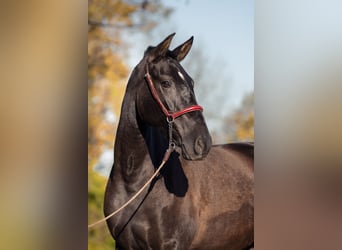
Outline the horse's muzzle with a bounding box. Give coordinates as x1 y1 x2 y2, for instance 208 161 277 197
181 135 212 161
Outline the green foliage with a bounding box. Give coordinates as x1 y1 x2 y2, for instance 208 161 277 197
88 170 115 250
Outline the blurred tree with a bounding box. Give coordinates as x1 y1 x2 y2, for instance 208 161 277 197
182 45 235 144
88 1 173 249
88 0 173 164
223 92 254 142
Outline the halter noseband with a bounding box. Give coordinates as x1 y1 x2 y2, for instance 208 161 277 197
144 64 203 122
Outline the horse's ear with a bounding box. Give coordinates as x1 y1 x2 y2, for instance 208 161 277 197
146 33 175 62
171 36 194 62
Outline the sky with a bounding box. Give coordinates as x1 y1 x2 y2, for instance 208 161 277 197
163 0 254 105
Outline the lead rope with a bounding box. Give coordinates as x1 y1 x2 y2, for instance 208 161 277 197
88 119 175 229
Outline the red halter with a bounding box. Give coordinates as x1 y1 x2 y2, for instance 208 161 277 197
144 64 203 121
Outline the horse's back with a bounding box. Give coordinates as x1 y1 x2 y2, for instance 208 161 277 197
200 142 254 175
217 142 254 159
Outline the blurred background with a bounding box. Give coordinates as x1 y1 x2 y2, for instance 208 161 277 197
88 0 253 248
2 0 340 249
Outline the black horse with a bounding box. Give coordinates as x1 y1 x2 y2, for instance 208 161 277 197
104 33 254 250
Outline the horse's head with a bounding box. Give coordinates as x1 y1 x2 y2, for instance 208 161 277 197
136 33 212 160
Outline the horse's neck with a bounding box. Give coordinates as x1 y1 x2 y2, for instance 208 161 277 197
112 93 167 189
112 90 187 197
111 91 149 182
114 119 168 169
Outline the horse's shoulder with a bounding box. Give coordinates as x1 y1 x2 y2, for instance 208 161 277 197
214 142 254 159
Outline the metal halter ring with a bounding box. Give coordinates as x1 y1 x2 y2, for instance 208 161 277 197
166 116 174 123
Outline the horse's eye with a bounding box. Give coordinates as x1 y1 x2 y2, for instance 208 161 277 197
161 80 171 88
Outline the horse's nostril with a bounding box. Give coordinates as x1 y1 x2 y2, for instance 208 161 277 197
194 136 205 155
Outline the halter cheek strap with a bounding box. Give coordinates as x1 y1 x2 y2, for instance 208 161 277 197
144 64 203 121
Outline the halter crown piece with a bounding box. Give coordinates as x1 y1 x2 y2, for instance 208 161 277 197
144 64 203 121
